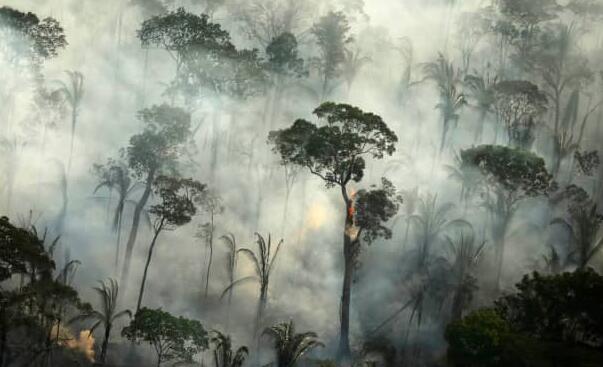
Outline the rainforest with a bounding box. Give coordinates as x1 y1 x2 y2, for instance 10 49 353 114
1 0 603 366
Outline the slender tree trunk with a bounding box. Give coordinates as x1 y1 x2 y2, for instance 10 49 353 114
115 210 123 273
100 323 111 364
440 117 450 155
204 214 214 298
337 186 354 364
0 306 6 367
121 169 155 293
67 108 77 173
137 222 163 312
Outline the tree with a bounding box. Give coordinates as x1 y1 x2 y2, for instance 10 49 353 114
461 145 554 288
495 269 603 347
551 187 603 269
57 70 84 173
464 73 497 143
92 159 137 271
210 330 248 367
136 176 206 312
262 320 324 367
0 6 67 65
492 80 547 149
197 190 223 298
311 12 353 100
70 279 131 365
122 307 209 367
269 102 398 362
423 53 466 154
219 233 238 320
445 231 486 321
222 233 282 335
119 104 192 292
445 308 518 367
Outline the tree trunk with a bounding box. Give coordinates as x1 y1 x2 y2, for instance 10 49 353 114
337 187 354 364
100 323 111 364
137 223 162 312
67 108 77 173
204 214 214 298
121 169 155 293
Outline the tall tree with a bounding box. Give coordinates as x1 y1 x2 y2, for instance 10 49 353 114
492 80 547 149
119 104 192 292
70 279 131 365
269 102 398 362
461 145 554 289
423 53 466 154
197 190 223 298
92 160 137 272
222 233 282 336
57 70 84 173
136 176 206 312
311 11 353 100
262 320 324 367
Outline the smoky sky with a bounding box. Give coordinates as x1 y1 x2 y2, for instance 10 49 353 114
1 0 602 364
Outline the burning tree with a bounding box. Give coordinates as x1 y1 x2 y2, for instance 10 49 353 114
269 102 399 363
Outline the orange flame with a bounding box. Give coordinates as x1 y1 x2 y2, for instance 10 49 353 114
51 324 95 362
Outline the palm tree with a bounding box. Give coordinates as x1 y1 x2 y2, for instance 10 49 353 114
342 48 370 94
464 73 496 143
552 203 603 269
445 151 482 211
211 330 248 367
220 233 238 322
263 320 324 367
423 53 466 154
57 70 84 172
392 187 419 251
444 230 485 320
409 193 469 271
93 162 138 271
71 279 131 365
222 233 283 334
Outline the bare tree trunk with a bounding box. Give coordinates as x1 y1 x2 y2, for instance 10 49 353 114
204 213 214 298
137 222 163 312
337 186 354 364
121 169 155 293
99 323 111 364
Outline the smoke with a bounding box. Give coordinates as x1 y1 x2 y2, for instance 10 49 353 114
1 0 602 365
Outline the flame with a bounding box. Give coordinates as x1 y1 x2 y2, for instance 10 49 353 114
51 324 95 362
346 189 359 240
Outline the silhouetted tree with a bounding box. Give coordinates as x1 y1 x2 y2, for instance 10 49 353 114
136 176 206 311
269 102 397 362
119 104 192 292
57 70 84 173
263 320 324 367
210 330 248 367
70 279 131 364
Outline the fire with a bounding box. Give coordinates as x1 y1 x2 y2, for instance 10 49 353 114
50 324 96 362
347 189 357 219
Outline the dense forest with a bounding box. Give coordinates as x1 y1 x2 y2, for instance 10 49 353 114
1 0 603 366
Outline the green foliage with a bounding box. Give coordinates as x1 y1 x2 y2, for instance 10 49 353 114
311 11 352 81
353 178 402 244
0 6 67 62
210 330 248 367
269 102 397 188
461 145 553 202
266 32 306 78
445 308 518 367
263 320 324 367
495 269 603 346
150 176 206 229
126 104 192 179
122 307 208 366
